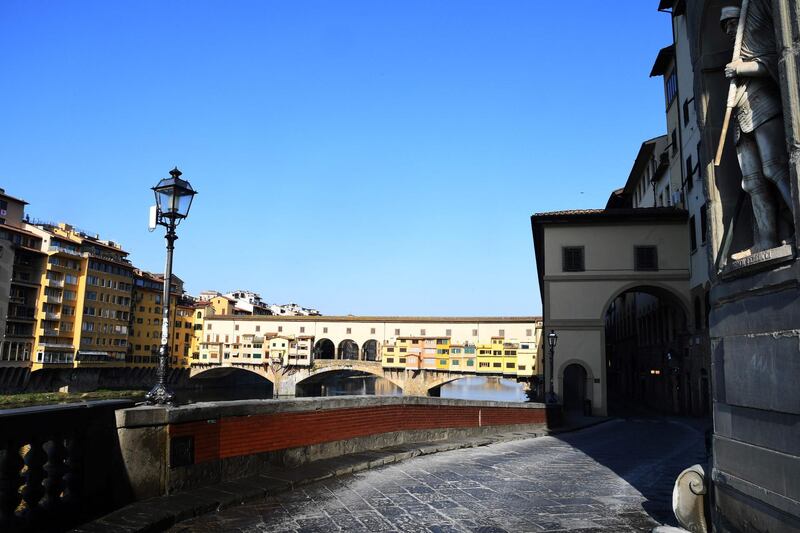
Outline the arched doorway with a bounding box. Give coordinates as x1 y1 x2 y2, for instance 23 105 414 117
562 364 588 413
604 285 689 415
313 338 335 360
362 339 379 361
338 339 359 360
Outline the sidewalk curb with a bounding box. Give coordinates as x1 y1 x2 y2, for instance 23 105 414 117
72 417 613 532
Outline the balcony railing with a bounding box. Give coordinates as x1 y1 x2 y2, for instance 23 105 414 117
45 278 64 288
48 245 83 257
41 328 59 336
41 312 61 320
44 295 62 304
38 342 74 350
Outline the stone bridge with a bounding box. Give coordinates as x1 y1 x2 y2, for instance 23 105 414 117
188 359 511 397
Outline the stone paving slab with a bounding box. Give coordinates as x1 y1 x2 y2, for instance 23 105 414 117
166 417 707 533
72 419 611 533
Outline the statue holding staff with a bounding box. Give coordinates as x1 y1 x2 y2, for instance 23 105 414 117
720 2 794 253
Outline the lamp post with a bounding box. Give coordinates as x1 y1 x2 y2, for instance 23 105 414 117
145 167 197 405
546 329 558 404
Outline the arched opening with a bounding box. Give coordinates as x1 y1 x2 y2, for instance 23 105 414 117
562 363 588 414
338 339 359 360
361 339 379 361
187 367 273 402
604 285 689 416
313 338 335 360
295 370 402 397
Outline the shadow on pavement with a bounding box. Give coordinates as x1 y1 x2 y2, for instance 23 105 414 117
553 411 710 527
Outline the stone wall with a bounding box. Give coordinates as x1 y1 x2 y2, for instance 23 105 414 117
115 396 556 499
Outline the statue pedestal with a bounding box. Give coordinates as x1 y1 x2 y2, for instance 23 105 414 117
709 259 800 531
720 244 795 279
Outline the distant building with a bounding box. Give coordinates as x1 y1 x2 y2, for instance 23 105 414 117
26 222 134 368
223 290 271 315
267 302 320 316
0 189 46 375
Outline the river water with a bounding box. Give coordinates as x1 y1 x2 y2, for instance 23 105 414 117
179 374 530 404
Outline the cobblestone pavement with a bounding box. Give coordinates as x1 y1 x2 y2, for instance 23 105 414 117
171 417 708 533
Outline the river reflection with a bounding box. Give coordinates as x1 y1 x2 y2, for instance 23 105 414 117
176 374 529 403
439 376 527 402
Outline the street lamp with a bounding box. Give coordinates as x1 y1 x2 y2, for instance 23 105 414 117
546 329 558 404
145 167 197 405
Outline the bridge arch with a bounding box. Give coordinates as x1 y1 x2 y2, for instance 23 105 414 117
338 339 359 360
314 338 335 360
296 361 404 391
361 339 379 361
189 364 274 384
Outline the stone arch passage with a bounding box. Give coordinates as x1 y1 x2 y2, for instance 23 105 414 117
338 339 359 360
603 284 689 415
362 339 379 361
314 338 335 360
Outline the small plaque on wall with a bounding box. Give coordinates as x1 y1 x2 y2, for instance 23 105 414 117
170 436 194 468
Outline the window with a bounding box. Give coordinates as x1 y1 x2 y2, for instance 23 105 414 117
689 216 697 252
386 357 394 363
346 328 351 334
562 246 585 272
683 98 691 126
493 362 502 368
498 329 504 337
634 246 658 271
395 328 400 335
323 327 328 333
256 325 261 332
665 71 677 108
420 329 426 336
207 324 212 330
700 204 708 244
671 129 678 157
506 362 515 368
234 325 239 331
526 329 532 337
300 327 305 333
370 328 376 334
686 155 694 191
278 326 283 332
472 329 478 336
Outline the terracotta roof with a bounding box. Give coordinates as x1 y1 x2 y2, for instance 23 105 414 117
532 207 687 221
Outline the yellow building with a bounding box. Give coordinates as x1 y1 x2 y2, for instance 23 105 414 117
502 341 518 375
128 270 193 368
28 223 133 370
381 341 405 369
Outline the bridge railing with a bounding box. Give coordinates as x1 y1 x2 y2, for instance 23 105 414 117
0 400 135 533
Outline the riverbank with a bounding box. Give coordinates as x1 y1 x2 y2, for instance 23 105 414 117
0 388 147 409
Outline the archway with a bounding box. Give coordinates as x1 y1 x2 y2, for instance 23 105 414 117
338 339 359 360
187 366 274 401
313 338 335 360
362 339 379 361
562 363 588 413
603 284 689 415
295 368 403 397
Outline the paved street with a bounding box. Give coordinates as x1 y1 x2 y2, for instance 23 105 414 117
171 418 707 533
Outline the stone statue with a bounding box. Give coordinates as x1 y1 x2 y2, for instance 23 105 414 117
721 2 794 253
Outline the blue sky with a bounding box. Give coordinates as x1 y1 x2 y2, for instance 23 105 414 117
0 1 672 316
